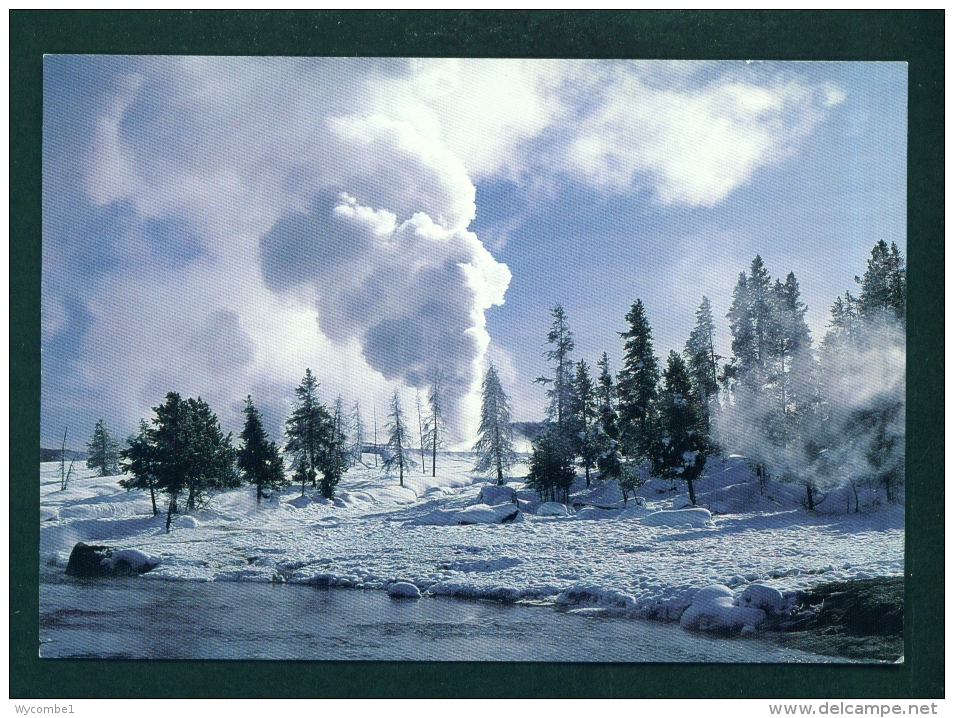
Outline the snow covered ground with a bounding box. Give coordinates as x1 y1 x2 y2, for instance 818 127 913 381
40 454 903 626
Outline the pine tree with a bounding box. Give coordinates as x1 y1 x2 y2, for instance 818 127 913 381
350 400 364 467
595 352 623 482
284 368 333 493
526 428 575 504
654 352 708 506
147 392 236 532
382 390 414 486
424 373 446 477
86 419 120 477
856 240 906 322
570 360 599 487
415 392 427 474
319 396 349 499
237 396 288 504
683 296 720 441
119 420 159 516
535 304 576 438
473 364 518 485
616 299 660 462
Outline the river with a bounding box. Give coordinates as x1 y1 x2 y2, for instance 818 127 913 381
39 576 841 662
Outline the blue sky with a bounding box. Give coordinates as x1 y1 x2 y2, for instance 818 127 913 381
42 58 906 447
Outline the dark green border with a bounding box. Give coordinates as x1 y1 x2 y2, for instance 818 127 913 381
10 10 944 698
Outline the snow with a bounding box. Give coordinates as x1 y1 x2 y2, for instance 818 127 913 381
739 583 787 615
388 582 422 599
477 485 516 506
641 507 715 528
102 549 161 574
536 502 573 517
679 584 766 633
39 454 904 630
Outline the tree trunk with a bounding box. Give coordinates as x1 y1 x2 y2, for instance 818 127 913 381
257 482 263 505
432 420 437 477
496 454 503 486
687 479 696 506
850 479 859 513
165 494 177 533
805 482 815 511
883 476 893 503
149 480 157 516
585 464 590 488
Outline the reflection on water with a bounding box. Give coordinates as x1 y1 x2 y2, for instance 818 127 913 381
39 576 840 662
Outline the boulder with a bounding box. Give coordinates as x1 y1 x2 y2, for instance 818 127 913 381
65 542 160 578
680 584 766 634
476 484 517 506
456 504 519 525
388 582 422 599
536 502 572 517
740 583 787 615
642 507 714 528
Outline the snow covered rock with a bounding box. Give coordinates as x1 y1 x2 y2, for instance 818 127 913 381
679 584 766 633
388 582 421 599
536 502 572 517
476 485 516 506
65 542 160 578
739 583 787 615
556 584 637 611
410 508 462 526
456 504 519 525
641 507 714 528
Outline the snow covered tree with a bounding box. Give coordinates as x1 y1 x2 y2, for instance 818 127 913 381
86 419 120 477
595 352 623 482
119 420 158 516
535 304 576 438
237 395 287 504
415 392 427 474
350 400 364 467
320 396 349 499
526 428 575 504
654 352 708 506
683 296 720 443
146 392 236 532
856 240 906 323
473 363 518 485
569 360 599 487
284 368 333 492
424 372 446 477
382 390 414 486
616 299 660 462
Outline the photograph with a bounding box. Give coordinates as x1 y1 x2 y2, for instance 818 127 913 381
38 56 907 664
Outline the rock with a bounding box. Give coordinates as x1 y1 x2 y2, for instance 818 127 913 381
642 507 714 528
476 485 516 506
65 542 160 578
740 583 787 615
680 584 766 633
388 582 421 599
456 504 519 525
536 502 572 517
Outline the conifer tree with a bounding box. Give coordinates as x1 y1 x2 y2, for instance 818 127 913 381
526 428 575 504
424 373 446 477
595 352 623 482
570 360 599 487
349 400 364 467
119 420 159 516
87 419 120 477
683 296 720 439
473 364 518 485
237 395 287 504
284 368 333 491
320 396 349 499
535 304 576 438
616 299 660 462
382 390 413 486
856 240 906 322
654 352 708 506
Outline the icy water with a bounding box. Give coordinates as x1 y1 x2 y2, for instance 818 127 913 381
39 577 839 662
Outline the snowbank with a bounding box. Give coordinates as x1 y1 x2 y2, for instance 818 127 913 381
409 503 518 526
536 502 572 517
477 485 516 506
679 585 766 633
739 583 787 615
642 508 714 528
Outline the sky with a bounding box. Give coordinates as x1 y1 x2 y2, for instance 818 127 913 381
41 58 907 448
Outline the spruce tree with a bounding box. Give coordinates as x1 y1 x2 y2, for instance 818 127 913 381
683 296 720 440
654 352 708 506
526 428 575 504
595 352 623 482
350 400 364 467
237 395 288 504
284 368 333 492
382 390 413 486
119 420 159 516
473 364 518 485
535 304 576 438
320 396 348 499
424 373 446 477
87 419 120 477
856 240 906 322
570 360 599 487
616 299 660 462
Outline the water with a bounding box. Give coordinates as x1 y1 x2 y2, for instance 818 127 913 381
39 577 838 662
